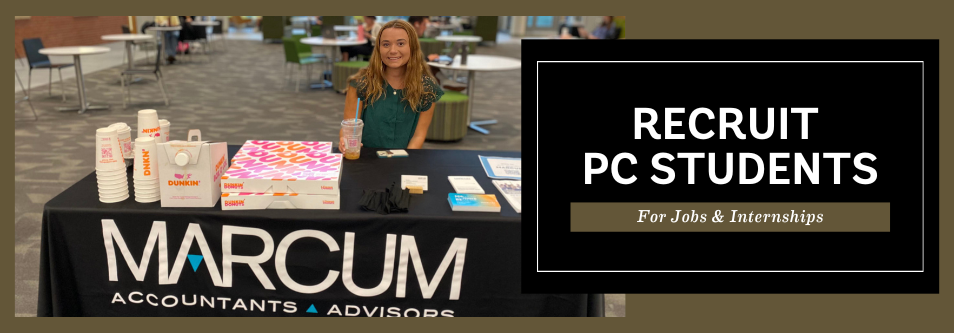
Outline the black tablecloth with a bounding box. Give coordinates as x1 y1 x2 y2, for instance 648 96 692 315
38 146 594 317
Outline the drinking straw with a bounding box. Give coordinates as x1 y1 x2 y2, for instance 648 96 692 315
355 98 361 123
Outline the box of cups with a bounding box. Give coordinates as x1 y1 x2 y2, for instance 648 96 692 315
220 141 342 210
95 127 130 203
155 129 229 207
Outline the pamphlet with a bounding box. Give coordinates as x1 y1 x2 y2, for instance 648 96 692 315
448 176 484 194
401 175 428 191
492 180 521 213
447 193 501 212
479 155 521 179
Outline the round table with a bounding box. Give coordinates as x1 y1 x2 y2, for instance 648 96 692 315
145 26 182 64
428 54 521 135
102 34 154 84
38 46 112 114
435 35 482 43
299 37 365 90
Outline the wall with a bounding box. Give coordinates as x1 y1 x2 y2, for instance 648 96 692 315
15 16 128 60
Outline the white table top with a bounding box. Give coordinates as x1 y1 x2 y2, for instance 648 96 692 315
299 37 365 47
334 25 358 31
102 34 155 42
190 21 217 26
436 35 482 43
146 26 183 31
427 55 521 72
39 46 111 56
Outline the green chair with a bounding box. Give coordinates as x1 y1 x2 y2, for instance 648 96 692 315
425 91 469 141
474 16 498 45
282 38 320 93
332 61 368 94
614 17 626 39
419 38 443 57
310 25 322 37
262 16 288 43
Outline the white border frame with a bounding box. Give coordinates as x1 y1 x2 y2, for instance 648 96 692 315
536 60 925 273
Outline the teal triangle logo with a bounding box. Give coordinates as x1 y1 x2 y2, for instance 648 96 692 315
306 304 317 313
187 254 204 272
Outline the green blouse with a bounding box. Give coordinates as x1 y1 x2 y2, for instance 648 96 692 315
349 75 444 149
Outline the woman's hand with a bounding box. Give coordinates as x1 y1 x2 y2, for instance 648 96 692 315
427 54 439 61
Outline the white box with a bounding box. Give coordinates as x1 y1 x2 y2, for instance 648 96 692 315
156 130 229 207
221 192 340 210
221 141 342 195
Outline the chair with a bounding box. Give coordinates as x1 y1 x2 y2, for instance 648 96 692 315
282 38 320 93
121 25 152 67
425 90 469 141
120 44 169 108
262 16 288 43
473 16 498 45
22 38 73 102
332 61 368 94
15 70 38 121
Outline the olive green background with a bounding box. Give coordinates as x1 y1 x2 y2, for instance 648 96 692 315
572 203 891 231
8 0 948 331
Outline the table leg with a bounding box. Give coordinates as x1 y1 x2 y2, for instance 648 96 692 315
120 41 143 85
57 55 110 114
465 71 495 135
308 45 334 90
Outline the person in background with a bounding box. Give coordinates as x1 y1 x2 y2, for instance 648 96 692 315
580 16 619 39
341 16 383 61
155 16 181 64
341 20 444 150
408 16 465 92
177 16 208 55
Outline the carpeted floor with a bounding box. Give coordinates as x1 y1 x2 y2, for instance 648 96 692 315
14 38 622 317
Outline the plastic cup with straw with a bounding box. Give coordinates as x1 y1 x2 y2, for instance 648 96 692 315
342 98 364 160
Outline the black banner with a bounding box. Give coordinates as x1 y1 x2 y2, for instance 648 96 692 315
39 147 590 316
521 40 939 293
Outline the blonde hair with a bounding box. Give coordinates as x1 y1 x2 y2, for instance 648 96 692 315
348 19 437 112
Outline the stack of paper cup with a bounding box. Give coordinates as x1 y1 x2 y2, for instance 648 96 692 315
134 137 161 203
137 109 162 142
96 127 130 203
109 122 134 167
159 119 170 143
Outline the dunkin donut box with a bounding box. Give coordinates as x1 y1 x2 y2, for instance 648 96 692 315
221 192 341 210
221 141 342 195
156 130 229 207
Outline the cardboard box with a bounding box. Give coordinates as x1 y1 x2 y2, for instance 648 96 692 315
157 130 229 207
221 192 340 210
221 141 343 195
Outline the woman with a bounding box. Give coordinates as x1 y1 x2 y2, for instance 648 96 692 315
155 16 181 64
340 20 444 150
341 16 383 61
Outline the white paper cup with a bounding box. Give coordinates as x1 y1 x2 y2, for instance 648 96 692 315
100 189 129 197
134 137 159 180
159 119 170 143
109 123 134 159
100 194 130 203
95 128 126 171
135 197 160 203
98 178 128 187
138 109 161 140
96 169 127 177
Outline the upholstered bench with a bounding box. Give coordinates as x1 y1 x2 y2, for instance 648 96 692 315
332 61 369 93
426 91 469 141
